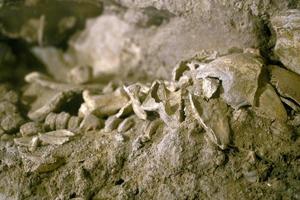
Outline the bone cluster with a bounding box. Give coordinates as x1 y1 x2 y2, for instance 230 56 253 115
6 47 300 153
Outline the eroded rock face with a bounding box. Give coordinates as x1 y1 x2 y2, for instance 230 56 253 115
271 10 300 75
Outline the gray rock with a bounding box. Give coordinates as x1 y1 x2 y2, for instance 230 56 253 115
271 10 300 75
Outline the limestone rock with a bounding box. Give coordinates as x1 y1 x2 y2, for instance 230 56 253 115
269 65 300 106
255 84 287 122
271 10 300 75
69 15 141 78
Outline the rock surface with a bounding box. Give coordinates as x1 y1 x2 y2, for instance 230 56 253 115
271 9 300 75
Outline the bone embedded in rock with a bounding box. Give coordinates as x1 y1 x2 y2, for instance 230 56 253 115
104 115 122 133
28 90 80 121
117 117 135 133
189 93 230 150
20 122 44 137
82 89 129 117
38 130 75 145
142 119 162 138
79 114 104 131
196 53 264 109
202 77 220 99
115 101 133 118
123 85 147 120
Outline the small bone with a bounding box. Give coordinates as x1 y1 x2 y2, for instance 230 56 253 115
104 115 122 132
123 85 147 120
39 130 75 145
28 90 80 121
117 117 135 133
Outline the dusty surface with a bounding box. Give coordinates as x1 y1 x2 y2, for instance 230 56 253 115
0 1 300 200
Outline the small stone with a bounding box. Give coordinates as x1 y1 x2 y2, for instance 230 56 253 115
0 101 18 115
14 136 35 147
104 115 122 132
20 122 44 137
2 90 19 104
243 170 258 183
270 121 293 138
114 133 125 142
1 113 24 133
32 156 65 173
